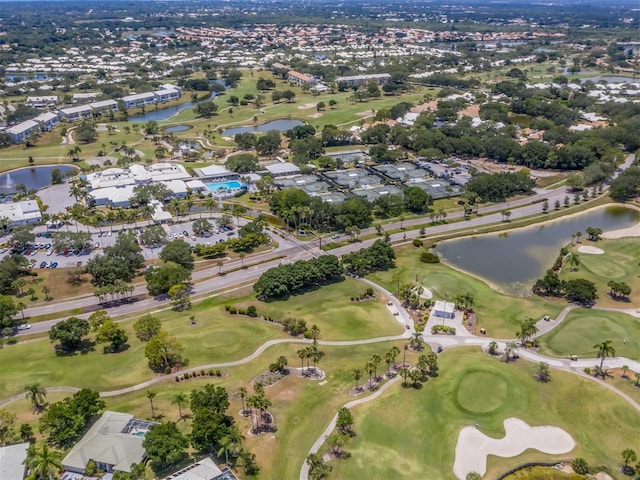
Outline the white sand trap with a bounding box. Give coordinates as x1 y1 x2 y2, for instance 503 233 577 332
297 102 317 109
578 245 604 254
453 418 574 480
307 112 323 119
602 223 640 239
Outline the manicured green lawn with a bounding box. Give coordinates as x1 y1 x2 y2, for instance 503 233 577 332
235 277 403 340
537 309 640 361
330 349 640 480
561 239 640 307
100 340 415 479
0 279 401 400
367 245 565 338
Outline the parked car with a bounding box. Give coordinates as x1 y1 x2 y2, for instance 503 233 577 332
18 324 31 330
50 262 58 269
39 261 46 268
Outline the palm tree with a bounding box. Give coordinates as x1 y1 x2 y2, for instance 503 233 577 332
146 390 157 418
27 444 62 480
310 324 320 346
172 392 188 420
567 253 580 272
205 197 216 219
217 434 233 465
576 231 582 243
370 354 382 380
239 252 246 267
365 361 375 389
384 351 394 376
185 198 194 220
25 383 47 410
217 260 224 275
353 368 362 390
389 346 401 368
594 340 615 377
42 286 51 302
238 387 247 416
297 348 307 375
409 331 424 351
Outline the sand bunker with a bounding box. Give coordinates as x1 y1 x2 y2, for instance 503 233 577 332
297 102 317 110
453 418 574 479
602 223 640 240
577 245 605 254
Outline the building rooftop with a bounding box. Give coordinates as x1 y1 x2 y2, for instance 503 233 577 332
163 457 238 480
265 162 301 175
0 442 29 480
62 411 155 474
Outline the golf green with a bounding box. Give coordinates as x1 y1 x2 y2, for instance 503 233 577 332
454 369 510 415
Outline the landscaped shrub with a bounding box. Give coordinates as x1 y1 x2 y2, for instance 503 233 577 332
431 325 456 335
208 369 214 376
420 250 440 263
216 369 221 377
183 372 190 379
365 287 374 297
583 367 591 375
201 369 206 376
224 305 231 311
228 306 238 314
413 238 424 247
282 317 308 336
247 305 258 317
237 308 246 315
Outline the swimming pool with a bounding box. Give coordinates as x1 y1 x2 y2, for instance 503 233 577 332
206 180 245 192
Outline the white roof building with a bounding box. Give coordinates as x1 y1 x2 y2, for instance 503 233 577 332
91 185 137 208
196 164 232 178
0 199 42 227
265 162 301 177
433 300 455 319
0 442 29 480
147 162 190 182
163 457 238 480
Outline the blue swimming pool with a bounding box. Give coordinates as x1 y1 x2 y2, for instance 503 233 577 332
206 180 245 192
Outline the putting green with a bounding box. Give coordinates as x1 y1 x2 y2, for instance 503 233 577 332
580 255 627 279
538 309 640 360
454 369 510 415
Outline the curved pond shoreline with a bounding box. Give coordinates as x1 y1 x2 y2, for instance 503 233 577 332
435 204 640 296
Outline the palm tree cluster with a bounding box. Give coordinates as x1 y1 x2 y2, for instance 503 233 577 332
353 346 402 392
246 383 273 434
93 281 135 304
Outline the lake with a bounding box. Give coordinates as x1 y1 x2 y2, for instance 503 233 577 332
129 79 228 123
580 75 639 84
165 125 191 133
0 165 79 194
435 206 639 295
222 119 304 136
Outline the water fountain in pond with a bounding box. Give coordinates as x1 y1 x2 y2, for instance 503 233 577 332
5 173 13 188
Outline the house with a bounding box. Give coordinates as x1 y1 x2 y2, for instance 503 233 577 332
286 70 317 86
121 92 156 109
335 73 391 88
0 442 29 480
34 111 60 131
89 99 118 116
264 162 301 177
0 200 42 228
26 95 58 109
155 84 182 102
6 120 41 143
163 457 238 480
62 411 156 475
433 300 455 319
58 105 93 122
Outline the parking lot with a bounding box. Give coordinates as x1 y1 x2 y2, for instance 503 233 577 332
1 215 246 265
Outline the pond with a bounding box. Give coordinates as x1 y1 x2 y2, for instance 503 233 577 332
164 125 191 133
129 79 228 123
0 165 79 194
580 75 638 84
435 206 640 295
222 119 305 136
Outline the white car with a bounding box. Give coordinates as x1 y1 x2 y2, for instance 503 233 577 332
18 324 31 330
